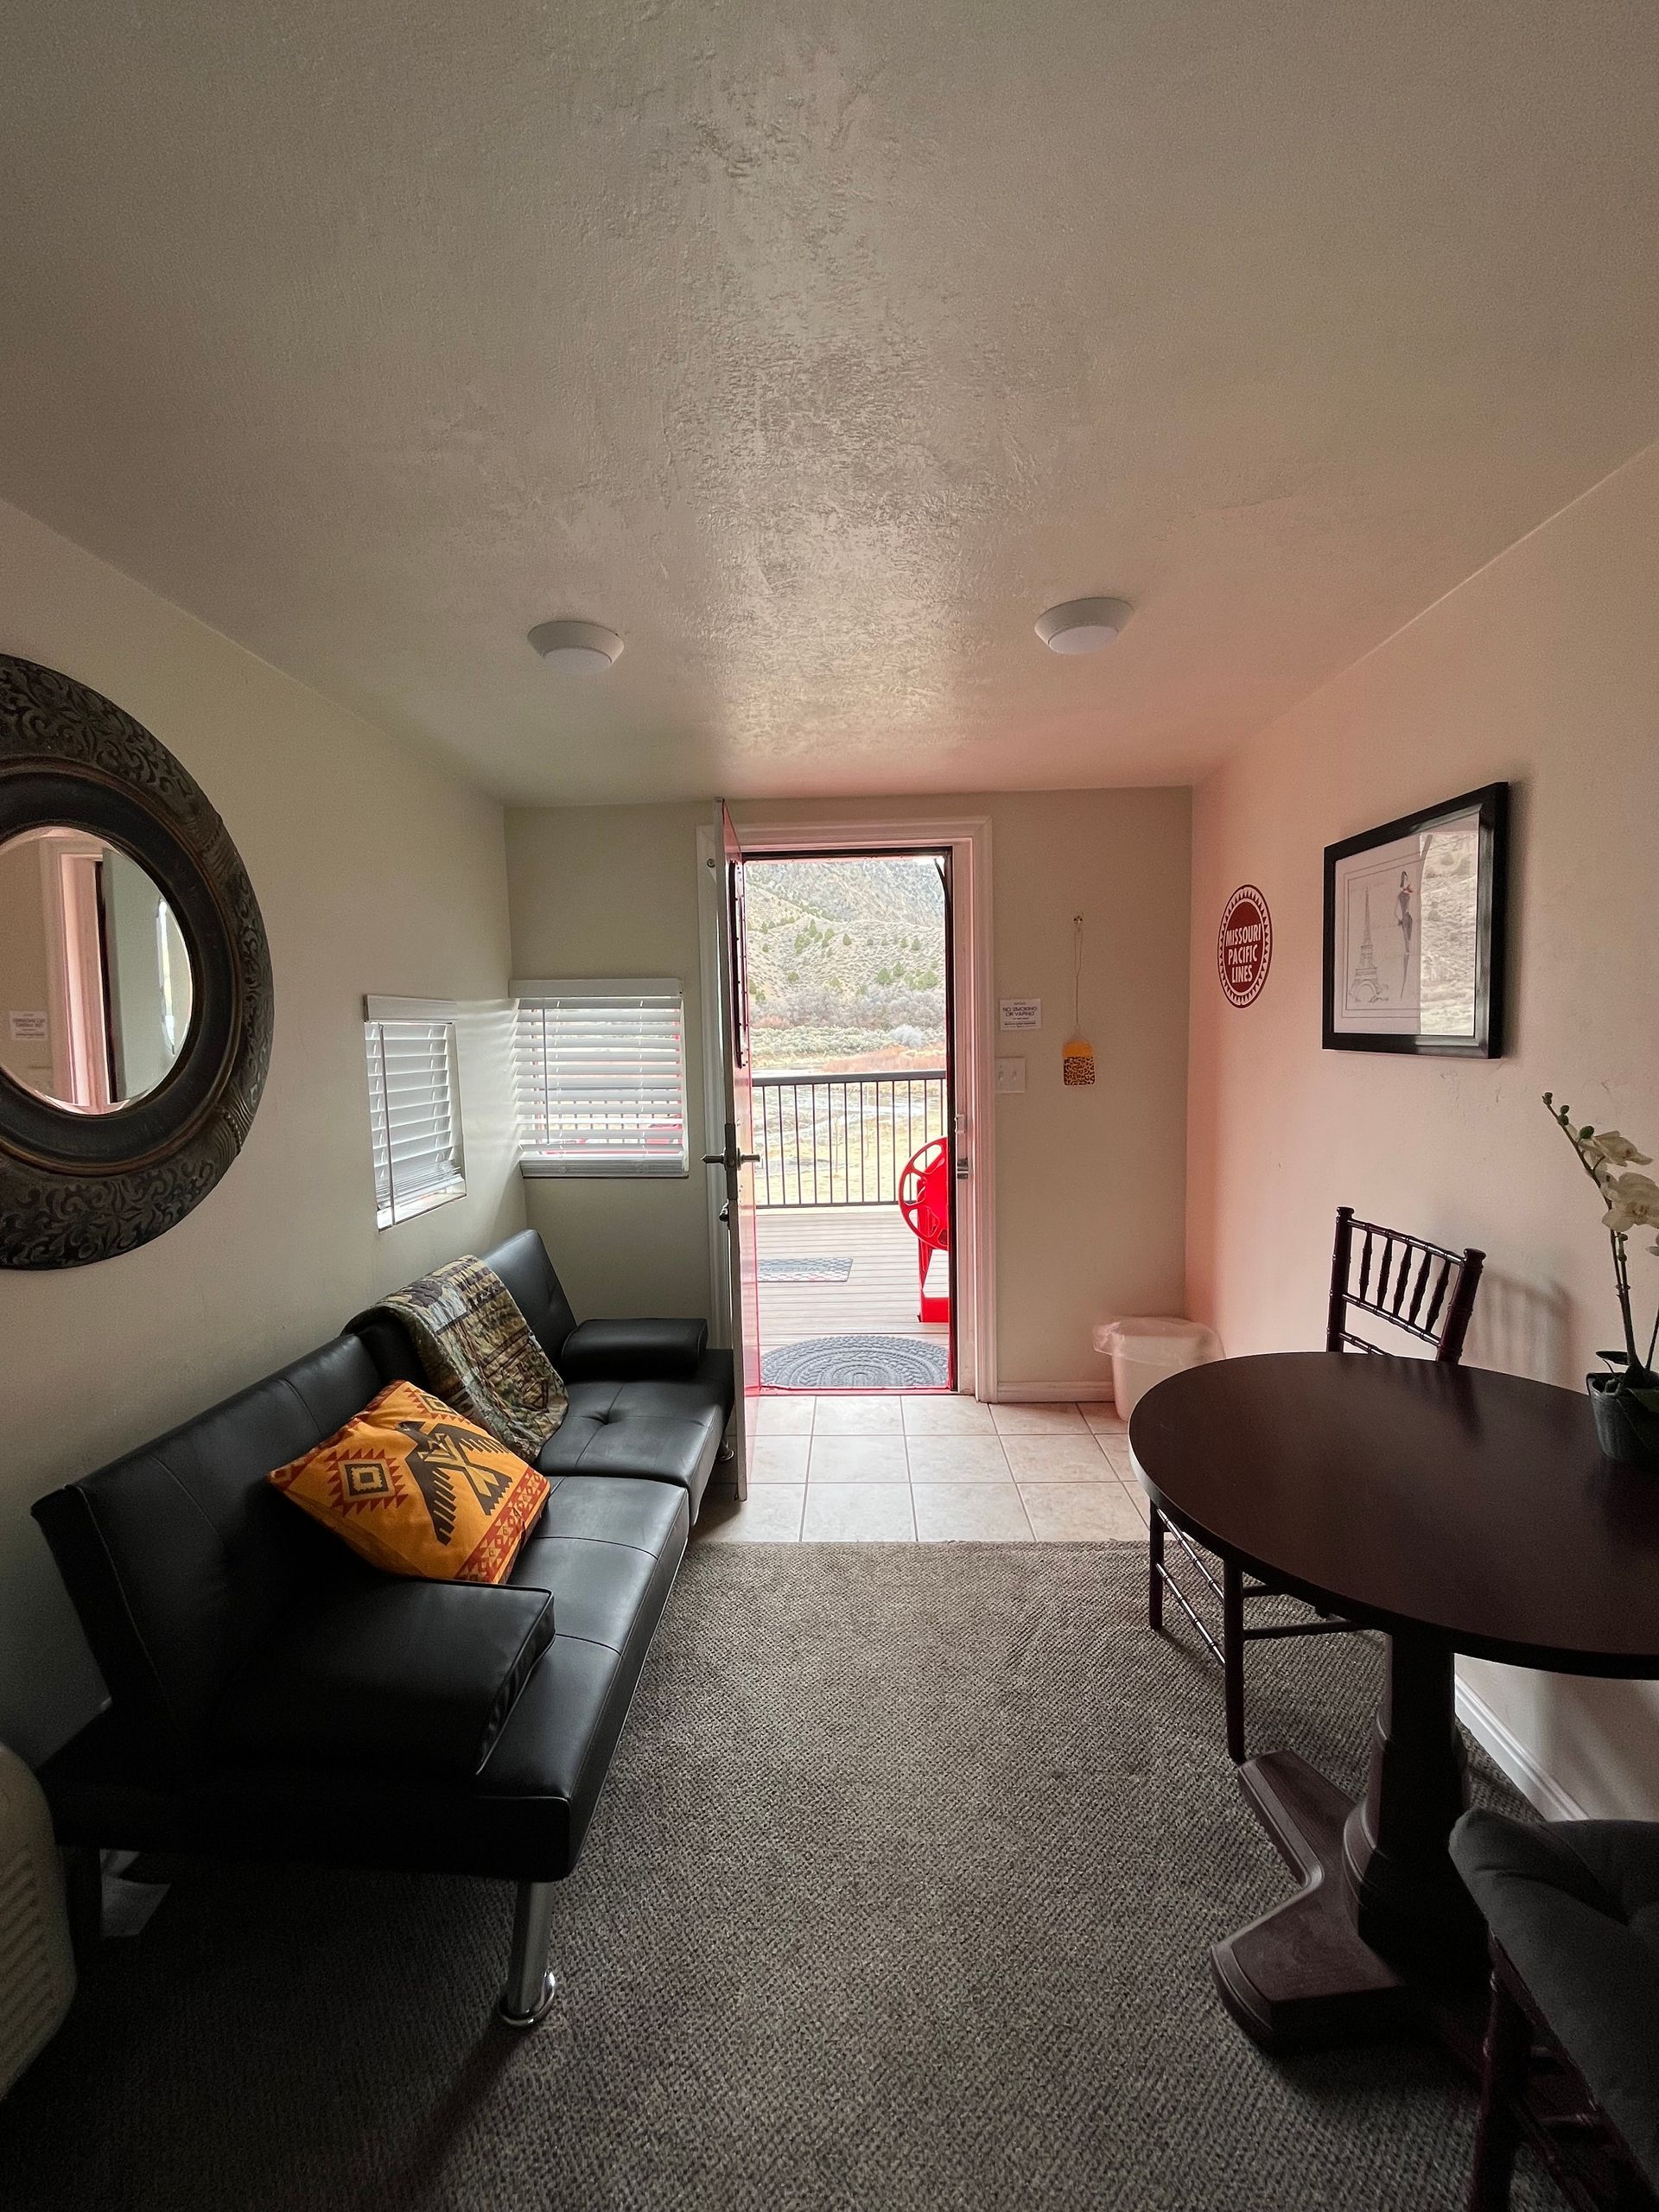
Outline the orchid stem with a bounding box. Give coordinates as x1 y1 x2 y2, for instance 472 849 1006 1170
1611 1230 1642 1369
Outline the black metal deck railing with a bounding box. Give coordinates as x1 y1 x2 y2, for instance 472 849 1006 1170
752 1071 947 1207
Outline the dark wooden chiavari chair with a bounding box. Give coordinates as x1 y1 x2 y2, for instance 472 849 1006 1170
1148 1205 1485 1761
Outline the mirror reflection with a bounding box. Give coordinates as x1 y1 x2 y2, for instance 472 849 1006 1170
0 828 194 1110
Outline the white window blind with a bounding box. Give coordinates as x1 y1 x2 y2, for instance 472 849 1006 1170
364 998 467 1228
513 979 688 1178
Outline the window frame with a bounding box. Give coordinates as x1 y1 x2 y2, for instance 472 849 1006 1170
363 995 467 1229
512 976 690 1180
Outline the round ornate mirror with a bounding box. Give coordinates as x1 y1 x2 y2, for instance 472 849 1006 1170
0 657 273 1268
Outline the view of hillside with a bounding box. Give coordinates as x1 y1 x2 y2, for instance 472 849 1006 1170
743 856 947 1074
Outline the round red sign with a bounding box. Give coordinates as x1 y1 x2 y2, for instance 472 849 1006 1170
1218 886 1272 1007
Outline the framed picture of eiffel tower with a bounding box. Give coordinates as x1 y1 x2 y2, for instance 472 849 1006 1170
1323 783 1508 1056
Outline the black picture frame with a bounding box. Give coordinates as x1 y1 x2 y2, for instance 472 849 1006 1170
1321 781 1508 1058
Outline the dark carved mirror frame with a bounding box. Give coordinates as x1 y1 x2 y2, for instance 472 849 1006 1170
0 656 273 1268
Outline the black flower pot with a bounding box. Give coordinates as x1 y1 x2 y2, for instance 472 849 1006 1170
1588 1372 1659 1471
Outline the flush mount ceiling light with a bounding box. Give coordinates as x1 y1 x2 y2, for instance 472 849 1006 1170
1035 596 1134 655
526 619 624 673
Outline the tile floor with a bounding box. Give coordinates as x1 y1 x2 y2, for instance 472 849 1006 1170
696 1397 1150 1543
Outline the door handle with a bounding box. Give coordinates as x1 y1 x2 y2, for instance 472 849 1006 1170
702 1149 760 1169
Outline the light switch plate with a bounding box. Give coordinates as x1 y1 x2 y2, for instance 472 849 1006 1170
995 1057 1027 1094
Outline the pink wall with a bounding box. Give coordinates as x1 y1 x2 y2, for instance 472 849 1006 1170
1185 441 1659 1817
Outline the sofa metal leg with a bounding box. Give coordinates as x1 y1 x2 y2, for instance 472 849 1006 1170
499 1879 558 2029
60 1845 102 1967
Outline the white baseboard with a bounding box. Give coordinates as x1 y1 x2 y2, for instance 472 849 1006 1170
1456 1675 1586 1822
994 1381 1116 1403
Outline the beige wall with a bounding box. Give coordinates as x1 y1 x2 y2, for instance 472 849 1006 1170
505 804 714 1322
1185 442 1659 1817
0 499 525 1762
505 790 1192 1395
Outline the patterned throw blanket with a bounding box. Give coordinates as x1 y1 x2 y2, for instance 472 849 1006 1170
372 1256 567 1462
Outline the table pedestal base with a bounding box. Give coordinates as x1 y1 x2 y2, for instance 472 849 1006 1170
1212 1634 1484 2054
1212 1751 1416 2050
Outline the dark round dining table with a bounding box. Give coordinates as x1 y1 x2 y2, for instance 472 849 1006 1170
1128 1351 1659 2052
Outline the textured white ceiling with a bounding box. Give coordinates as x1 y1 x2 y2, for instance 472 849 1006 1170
3 1 1656 803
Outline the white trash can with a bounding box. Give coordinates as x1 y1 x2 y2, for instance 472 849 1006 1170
1092 1318 1222 1422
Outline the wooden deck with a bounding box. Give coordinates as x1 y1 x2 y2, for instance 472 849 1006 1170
755 1204 950 1350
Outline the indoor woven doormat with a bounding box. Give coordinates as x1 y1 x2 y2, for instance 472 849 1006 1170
761 1333 949 1389
758 1256 854 1283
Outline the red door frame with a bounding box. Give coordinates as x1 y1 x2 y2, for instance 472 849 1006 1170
739 843 957 1395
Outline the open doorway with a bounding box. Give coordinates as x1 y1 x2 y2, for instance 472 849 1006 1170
741 849 955 1393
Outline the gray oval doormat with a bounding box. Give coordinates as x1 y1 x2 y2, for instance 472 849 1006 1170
761 1333 950 1389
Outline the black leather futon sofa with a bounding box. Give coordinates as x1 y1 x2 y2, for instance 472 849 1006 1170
31 1230 733 2025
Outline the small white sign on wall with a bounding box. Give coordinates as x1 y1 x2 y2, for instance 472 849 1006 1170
8 1012 48 1042
999 998 1041 1031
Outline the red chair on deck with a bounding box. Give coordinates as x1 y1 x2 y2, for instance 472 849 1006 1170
898 1139 951 1325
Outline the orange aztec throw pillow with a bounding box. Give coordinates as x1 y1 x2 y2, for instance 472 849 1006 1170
269 1381 550 1586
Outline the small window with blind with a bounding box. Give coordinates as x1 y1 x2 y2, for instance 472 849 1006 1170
513 979 688 1178
364 996 467 1228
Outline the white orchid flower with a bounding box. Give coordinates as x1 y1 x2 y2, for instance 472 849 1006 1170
1586 1130 1654 1169
1601 1171 1659 1236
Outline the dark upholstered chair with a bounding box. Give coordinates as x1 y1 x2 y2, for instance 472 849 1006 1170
1453 1808 1659 2210
1148 1206 1484 1760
